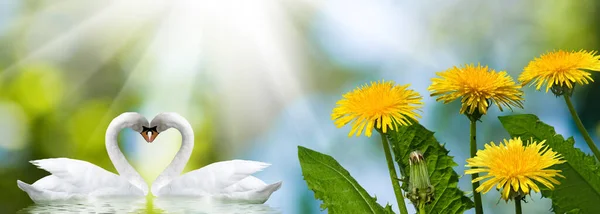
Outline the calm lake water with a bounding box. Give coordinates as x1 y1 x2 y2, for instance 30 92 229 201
17 197 282 214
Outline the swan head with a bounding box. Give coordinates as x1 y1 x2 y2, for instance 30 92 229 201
141 126 159 143
114 112 155 143
148 112 190 141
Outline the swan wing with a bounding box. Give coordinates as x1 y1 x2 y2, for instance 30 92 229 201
156 160 270 195
31 175 78 192
217 181 282 204
29 158 135 193
222 176 266 192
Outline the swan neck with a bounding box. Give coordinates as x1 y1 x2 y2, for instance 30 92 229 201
161 118 194 179
105 121 141 180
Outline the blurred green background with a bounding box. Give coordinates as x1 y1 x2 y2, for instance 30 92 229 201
1 0 600 213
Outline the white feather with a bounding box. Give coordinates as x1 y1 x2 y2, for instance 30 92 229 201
17 113 150 203
149 113 281 203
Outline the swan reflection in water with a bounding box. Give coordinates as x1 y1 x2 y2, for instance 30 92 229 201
19 197 281 214
18 197 149 213
154 197 281 214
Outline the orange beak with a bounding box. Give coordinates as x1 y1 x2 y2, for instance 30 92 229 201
141 130 159 143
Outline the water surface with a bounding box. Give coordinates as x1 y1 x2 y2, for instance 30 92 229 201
18 197 281 214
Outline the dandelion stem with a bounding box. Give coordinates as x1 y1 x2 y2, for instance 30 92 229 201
514 197 522 214
418 203 426 214
380 132 408 214
470 120 483 214
564 95 600 162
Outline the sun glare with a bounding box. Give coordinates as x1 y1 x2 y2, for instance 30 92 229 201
0 0 315 194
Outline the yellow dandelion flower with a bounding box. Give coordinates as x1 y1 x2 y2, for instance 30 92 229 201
428 64 524 115
331 80 423 137
465 137 565 201
520 50 600 92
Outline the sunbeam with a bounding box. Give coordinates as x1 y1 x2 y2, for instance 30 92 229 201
136 0 206 183
0 1 168 82
62 3 170 100
78 2 174 158
191 0 317 156
0 1 116 80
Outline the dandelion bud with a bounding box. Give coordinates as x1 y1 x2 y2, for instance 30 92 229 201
407 151 434 207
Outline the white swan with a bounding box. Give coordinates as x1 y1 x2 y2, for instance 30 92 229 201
17 112 150 202
146 112 281 203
